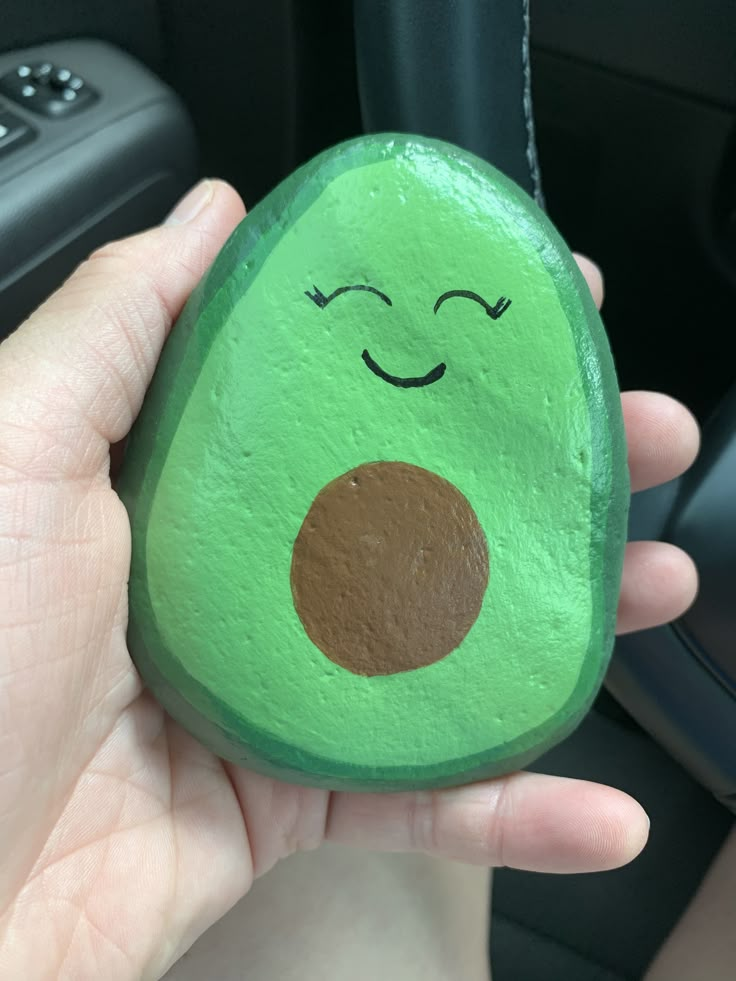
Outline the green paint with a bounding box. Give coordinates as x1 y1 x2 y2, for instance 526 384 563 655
118 135 629 791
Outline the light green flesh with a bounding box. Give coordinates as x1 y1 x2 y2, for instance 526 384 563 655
145 156 594 769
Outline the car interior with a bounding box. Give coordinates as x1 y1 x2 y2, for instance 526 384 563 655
1 2 734 979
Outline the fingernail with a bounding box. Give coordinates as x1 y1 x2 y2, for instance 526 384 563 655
164 179 214 226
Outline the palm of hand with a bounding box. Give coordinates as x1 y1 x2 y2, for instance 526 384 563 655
0 182 699 980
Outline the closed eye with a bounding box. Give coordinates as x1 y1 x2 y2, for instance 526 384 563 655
305 284 392 308
433 290 511 320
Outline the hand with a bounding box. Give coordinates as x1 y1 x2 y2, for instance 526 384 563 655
0 181 699 980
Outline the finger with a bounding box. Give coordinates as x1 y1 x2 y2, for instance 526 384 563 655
0 180 246 482
573 253 604 309
617 540 698 634
325 772 648 874
623 390 700 493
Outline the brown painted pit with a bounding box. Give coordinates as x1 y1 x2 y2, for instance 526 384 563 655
290 461 490 677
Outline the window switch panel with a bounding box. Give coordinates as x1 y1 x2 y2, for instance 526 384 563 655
0 63 97 117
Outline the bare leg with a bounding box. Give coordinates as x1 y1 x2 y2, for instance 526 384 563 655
644 824 736 981
165 846 491 981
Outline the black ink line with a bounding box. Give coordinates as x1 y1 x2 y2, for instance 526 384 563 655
306 284 393 308
361 349 446 388
433 290 511 320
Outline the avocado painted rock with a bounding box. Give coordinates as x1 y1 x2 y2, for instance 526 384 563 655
118 134 629 792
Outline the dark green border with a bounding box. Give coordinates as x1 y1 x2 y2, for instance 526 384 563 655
117 134 629 791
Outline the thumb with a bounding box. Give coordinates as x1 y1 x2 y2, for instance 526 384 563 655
0 179 245 482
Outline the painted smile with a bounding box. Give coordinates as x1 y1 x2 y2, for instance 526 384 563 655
361 349 446 389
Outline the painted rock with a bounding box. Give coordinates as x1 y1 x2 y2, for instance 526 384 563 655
118 134 629 792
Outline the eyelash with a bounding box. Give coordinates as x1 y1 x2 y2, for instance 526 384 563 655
305 285 392 308
433 290 511 319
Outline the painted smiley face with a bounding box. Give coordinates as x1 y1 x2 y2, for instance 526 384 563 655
305 284 512 388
